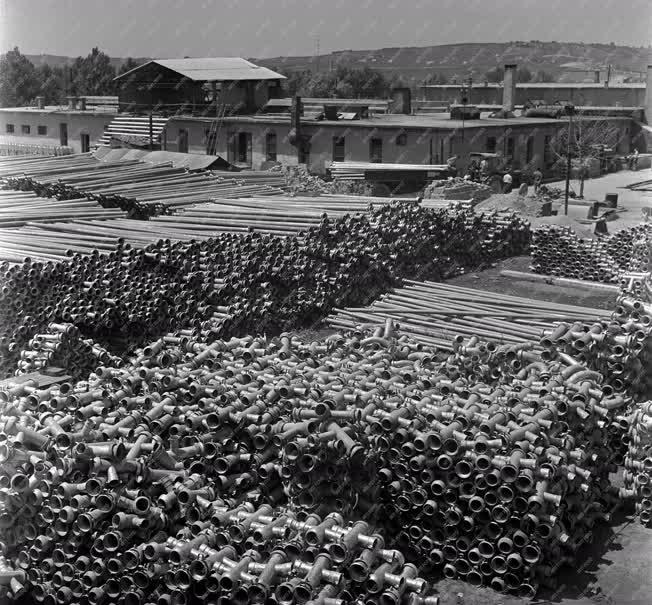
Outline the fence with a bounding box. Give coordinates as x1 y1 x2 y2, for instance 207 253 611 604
0 143 74 157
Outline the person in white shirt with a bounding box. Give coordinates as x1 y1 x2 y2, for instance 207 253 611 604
502 172 513 193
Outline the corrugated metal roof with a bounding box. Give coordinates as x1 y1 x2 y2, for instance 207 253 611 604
115 58 285 82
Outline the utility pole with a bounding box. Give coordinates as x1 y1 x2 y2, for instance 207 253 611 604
564 104 575 216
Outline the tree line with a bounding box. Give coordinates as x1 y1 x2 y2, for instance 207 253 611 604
0 47 139 107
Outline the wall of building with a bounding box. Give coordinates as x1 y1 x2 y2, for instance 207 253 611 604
419 85 646 108
0 110 111 153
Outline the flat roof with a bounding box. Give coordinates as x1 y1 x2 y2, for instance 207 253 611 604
0 106 632 131
0 105 118 116
187 112 631 131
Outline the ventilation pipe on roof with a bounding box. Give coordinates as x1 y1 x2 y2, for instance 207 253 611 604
645 65 652 125
503 64 517 114
35 96 45 110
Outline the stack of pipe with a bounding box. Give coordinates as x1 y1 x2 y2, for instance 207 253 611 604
329 161 448 181
0 323 631 602
1 155 285 219
624 400 652 527
0 205 530 378
15 322 122 382
0 191 125 228
329 281 607 350
531 224 652 283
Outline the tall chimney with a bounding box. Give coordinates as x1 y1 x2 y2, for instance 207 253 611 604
645 64 652 125
594 70 600 83
503 64 517 113
35 96 45 109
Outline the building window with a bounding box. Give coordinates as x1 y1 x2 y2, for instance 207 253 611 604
486 136 497 153
526 137 534 164
332 136 345 162
370 137 383 163
21 125 31 135
395 133 407 146
5 124 14 134
506 137 514 160
266 131 277 162
37 125 47 136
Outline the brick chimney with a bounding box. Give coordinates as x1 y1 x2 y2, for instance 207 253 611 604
503 64 517 113
646 64 652 125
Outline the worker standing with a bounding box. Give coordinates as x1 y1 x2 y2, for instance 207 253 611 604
480 158 489 180
631 148 639 171
532 168 543 194
502 172 513 193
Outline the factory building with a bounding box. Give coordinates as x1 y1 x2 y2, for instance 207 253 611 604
1 59 650 175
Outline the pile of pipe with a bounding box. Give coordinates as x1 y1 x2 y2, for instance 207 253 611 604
275 165 375 196
1 154 285 219
531 224 652 283
0 322 631 602
15 322 122 382
0 191 126 228
328 281 607 350
0 205 530 378
624 400 652 527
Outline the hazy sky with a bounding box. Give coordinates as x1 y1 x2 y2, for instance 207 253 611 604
1 0 651 58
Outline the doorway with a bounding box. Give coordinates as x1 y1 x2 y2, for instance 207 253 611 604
80 133 90 153
178 129 189 153
59 123 68 146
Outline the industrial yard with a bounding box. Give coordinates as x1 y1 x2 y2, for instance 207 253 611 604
2 6 652 602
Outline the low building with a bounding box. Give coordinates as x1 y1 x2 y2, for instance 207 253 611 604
1 60 650 175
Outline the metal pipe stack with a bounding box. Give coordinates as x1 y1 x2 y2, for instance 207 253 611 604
531 224 652 283
0 321 633 602
0 191 125 228
329 281 607 350
0 205 530 379
1 154 285 219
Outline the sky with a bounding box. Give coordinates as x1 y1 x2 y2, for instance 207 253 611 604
1 0 651 59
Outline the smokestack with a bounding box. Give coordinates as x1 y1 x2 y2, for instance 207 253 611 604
391 88 412 115
35 96 45 110
594 70 600 83
503 64 517 113
645 65 652 125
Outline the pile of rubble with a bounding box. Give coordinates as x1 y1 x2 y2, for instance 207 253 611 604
274 165 374 196
423 178 493 204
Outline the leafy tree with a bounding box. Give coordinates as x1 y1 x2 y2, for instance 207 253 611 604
533 70 556 83
0 47 39 107
549 113 623 195
484 66 504 83
422 72 449 85
70 47 116 96
281 66 392 98
37 64 66 104
517 67 533 82
119 57 141 75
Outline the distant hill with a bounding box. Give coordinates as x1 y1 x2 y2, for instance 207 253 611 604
23 41 651 83
25 54 150 70
254 41 652 83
